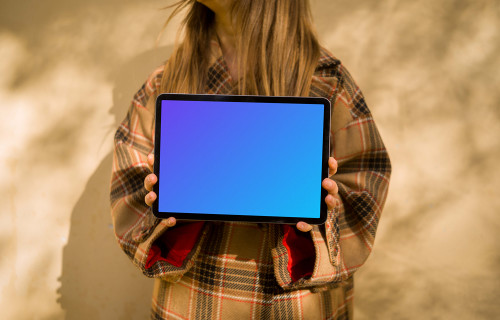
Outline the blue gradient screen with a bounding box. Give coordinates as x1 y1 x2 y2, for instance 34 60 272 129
158 100 325 218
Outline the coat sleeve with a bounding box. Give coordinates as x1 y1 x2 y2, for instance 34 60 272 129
110 66 209 282
272 62 392 290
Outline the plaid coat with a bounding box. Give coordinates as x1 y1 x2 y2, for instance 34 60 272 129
110 43 391 319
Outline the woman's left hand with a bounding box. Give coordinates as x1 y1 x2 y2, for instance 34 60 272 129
296 157 339 232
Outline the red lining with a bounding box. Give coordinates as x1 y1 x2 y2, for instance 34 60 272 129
145 222 316 281
145 222 205 269
282 225 315 282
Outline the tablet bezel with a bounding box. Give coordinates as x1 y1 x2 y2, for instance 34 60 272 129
153 93 331 225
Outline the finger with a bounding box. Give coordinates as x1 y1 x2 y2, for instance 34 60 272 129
325 194 338 211
165 217 177 227
147 153 154 172
144 173 158 191
322 178 339 195
296 221 313 232
328 157 338 176
145 191 157 207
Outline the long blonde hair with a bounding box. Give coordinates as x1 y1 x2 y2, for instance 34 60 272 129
160 0 320 96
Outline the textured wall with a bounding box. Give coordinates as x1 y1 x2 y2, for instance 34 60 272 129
0 0 498 319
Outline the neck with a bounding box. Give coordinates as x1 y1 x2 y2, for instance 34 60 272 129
215 12 235 44
214 13 236 62
197 0 238 78
215 16 239 80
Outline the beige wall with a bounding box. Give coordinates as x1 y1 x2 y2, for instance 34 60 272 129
0 0 498 319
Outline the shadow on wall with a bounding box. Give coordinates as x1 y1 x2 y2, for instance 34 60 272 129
57 45 172 320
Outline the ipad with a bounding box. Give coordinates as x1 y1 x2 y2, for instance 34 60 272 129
153 93 331 225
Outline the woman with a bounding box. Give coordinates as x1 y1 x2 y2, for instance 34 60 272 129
110 0 391 318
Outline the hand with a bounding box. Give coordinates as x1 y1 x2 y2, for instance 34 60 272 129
296 157 339 232
144 153 176 227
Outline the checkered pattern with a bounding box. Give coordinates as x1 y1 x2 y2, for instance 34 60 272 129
110 46 391 319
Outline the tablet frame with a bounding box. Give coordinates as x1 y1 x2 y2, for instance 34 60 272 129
153 93 331 225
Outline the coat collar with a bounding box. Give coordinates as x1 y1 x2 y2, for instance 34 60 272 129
205 40 342 96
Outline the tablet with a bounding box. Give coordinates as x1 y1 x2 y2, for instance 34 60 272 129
153 93 331 225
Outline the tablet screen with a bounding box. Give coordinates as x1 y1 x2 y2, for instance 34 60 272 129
153 94 330 224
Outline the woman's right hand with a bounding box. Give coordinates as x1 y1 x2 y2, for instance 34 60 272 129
144 153 176 227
